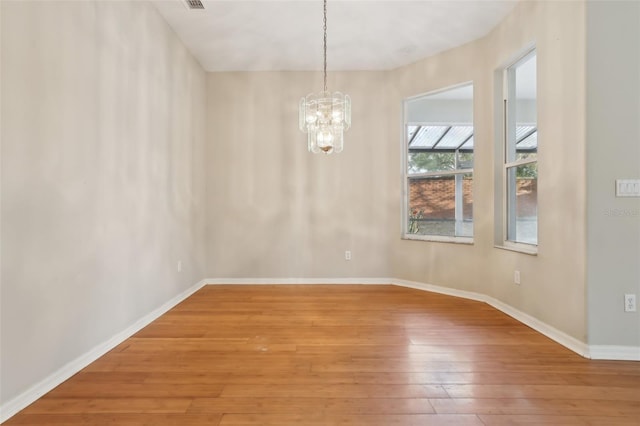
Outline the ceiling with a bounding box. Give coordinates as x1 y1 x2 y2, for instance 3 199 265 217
151 0 520 72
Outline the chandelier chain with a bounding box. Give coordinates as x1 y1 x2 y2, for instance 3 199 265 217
323 0 327 92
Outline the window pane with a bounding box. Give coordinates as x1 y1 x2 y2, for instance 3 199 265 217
457 151 474 169
517 152 537 161
407 125 420 141
404 83 473 239
517 129 537 151
436 126 473 149
408 174 473 237
507 163 537 245
506 53 537 163
408 152 455 174
459 135 474 151
461 173 474 237
408 126 448 149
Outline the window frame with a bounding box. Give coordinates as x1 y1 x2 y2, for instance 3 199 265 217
500 47 538 253
401 83 475 244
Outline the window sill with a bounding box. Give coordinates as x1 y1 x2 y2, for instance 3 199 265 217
494 242 538 256
403 234 474 245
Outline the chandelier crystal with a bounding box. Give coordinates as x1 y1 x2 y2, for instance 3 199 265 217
299 0 351 154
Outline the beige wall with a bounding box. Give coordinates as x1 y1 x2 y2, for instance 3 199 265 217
205 71 395 279
389 1 588 340
0 0 207 404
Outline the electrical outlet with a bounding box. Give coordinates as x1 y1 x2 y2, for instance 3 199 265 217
624 294 636 312
514 270 521 285
616 179 640 197
345 251 351 261
177 260 182 273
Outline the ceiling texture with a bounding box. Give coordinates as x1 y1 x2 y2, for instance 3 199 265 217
152 0 520 72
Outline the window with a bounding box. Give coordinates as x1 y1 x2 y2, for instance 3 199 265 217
403 84 474 242
503 49 537 247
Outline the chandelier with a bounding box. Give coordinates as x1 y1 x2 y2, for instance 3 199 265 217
299 0 351 154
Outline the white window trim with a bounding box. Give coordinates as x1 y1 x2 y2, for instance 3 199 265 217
497 46 538 254
495 241 538 256
401 83 475 243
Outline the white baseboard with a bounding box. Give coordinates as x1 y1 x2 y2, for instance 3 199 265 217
486 296 591 358
0 279 207 424
391 278 487 302
390 278 591 357
204 278 391 285
589 345 640 361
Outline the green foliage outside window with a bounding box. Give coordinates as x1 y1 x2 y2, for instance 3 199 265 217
408 152 473 174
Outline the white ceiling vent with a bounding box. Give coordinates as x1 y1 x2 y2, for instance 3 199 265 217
184 0 204 10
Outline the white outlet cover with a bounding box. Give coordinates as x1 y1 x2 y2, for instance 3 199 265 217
624 294 637 312
616 179 640 197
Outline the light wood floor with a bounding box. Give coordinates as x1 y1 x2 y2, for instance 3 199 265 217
4 285 640 425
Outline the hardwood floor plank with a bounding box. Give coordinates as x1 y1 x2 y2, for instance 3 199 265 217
43 383 224 398
70 372 149 384
478 414 640 425
429 397 640 416
189 397 436 414
217 413 484 425
3 414 222 426
3 285 639 426
19 398 192 415
219 383 448 398
121 338 297 353
442 384 640 401
347 371 574 386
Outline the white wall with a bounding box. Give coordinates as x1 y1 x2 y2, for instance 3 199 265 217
586 1 640 347
0 0 207 404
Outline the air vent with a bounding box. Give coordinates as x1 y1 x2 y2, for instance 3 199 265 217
184 0 204 10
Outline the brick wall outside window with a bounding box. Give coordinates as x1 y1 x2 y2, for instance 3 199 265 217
409 178 537 220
